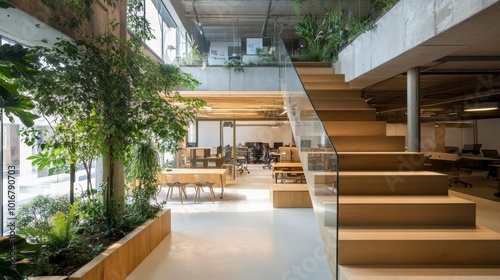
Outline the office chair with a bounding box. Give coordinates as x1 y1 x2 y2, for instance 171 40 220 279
448 158 473 188
236 147 250 174
262 146 272 169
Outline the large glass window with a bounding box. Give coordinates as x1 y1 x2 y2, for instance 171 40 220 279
142 0 179 62
145 0 162 57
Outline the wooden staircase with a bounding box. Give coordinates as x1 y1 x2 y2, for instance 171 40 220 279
293 62 500 278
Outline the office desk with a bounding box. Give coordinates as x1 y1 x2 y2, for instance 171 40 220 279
462 155 500 171
161 168 227 198
271 162 302 175
187 147 211 168
198 156 223 168
491 164 500 197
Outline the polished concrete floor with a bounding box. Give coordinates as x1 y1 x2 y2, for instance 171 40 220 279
127 166 500 280
127 164 333 280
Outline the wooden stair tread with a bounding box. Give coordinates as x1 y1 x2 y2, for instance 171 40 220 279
296 68 334 75
338 226 500 240
338 170 443 176
339 266 500 279
339 195 474 205
293 62 330 67
317 107 375 111
337 151 423 155
270 184 308 191
299 74 345 82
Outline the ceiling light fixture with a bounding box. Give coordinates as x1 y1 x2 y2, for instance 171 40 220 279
463 102 499 112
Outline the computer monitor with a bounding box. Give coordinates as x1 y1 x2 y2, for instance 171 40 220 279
481 149 500 159
461 144 482 155
445 146 460 154
273 142 283 149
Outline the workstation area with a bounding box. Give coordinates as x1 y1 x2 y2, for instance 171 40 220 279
425 144 500 194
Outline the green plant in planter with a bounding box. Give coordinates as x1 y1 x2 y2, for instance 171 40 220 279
223 59 246 73
293 1 399 63
32 202 99 276
179 43 204 66
245 48 278 66
16 195 71 244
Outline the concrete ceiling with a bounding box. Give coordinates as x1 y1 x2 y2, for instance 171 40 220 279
360 2 500 122
172 0 371 44
171 0 500 122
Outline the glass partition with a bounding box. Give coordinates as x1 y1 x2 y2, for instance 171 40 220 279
277 38 339 279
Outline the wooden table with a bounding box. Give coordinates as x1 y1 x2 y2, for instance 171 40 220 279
491 164 500 197
271 162 303 178
161 168 227 198
271 162 303 171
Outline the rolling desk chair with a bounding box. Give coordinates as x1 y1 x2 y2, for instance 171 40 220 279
262 146 272 169
236 147 250 174
428 152 473 188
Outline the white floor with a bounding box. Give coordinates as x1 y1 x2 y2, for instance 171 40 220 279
127 167 500 280
127 164 333 280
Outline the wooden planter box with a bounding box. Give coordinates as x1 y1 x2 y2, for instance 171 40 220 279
68 209 171 280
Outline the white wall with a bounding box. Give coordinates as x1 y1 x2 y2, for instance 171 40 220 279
197 121 220 147
477 118 500 152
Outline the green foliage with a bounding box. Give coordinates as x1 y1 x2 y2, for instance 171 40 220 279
34 236 97 276
23 33 203 205
40 0 116 31
77 183 160 238
16 195 71 243
160 63 179 76
76 185 122 237
0 235 40 279
178 43 204 66
33 202 98 276
127 0 154 44
127 142 161 187
293 1 399 63
48 202 79 247
0 0 15 9
0 43 39 127
245 48 278 67
125 142 164 226
223 59 246 73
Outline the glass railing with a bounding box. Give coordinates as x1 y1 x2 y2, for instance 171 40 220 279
277 38 339 279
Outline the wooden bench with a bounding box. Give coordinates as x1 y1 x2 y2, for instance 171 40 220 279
269 184 312 208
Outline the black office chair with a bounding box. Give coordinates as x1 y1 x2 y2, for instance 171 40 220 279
262 146 272 169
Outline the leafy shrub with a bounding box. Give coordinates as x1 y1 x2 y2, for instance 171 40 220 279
32 203 99 276
16 195 71 243
222 59 246 73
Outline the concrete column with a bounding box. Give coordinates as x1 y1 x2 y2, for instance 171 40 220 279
407 67 421 152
